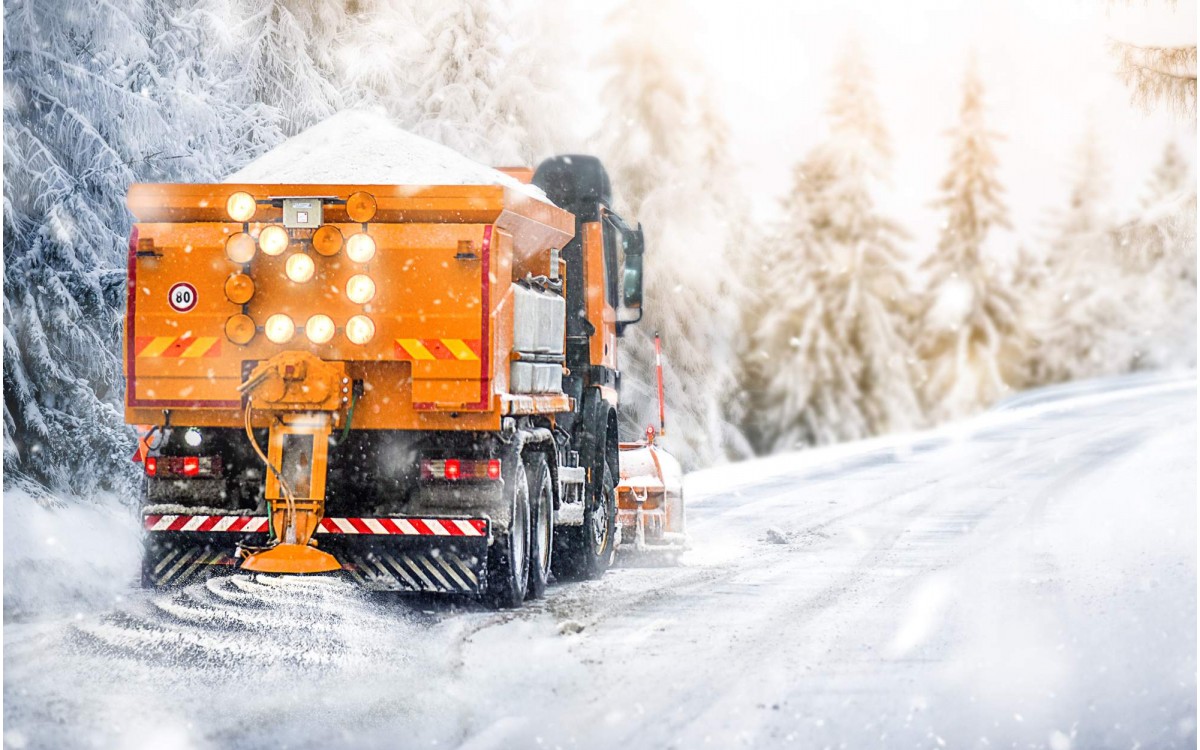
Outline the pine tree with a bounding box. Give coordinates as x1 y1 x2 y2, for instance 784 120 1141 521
742 157 869 452
591 0 741 468
228 0 343 134
486 1 573 165
742 40 920 451
1142 140 1189 208
811 40 921 437
592 0 693 217
1031 126 1124 383
409 0 503 162
918 61 1024 419
2 0 262 495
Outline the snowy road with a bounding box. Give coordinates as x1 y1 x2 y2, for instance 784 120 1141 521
4 374 1195 750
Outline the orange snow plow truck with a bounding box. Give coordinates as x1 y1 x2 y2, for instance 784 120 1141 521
124 156 645 607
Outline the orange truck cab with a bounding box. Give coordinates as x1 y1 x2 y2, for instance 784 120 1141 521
125 155 646 607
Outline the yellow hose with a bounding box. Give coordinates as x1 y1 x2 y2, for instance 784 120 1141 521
243 403 298 545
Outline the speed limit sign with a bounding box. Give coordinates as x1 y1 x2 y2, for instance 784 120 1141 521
167 282 198 313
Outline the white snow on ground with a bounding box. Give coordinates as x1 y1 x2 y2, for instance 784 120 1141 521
224 108 550 203
3 490 141 623
3 372 1195 749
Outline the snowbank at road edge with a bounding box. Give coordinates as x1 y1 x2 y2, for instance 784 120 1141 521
3 489 141 622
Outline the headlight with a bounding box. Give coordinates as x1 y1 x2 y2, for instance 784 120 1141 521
258 225 290 256
285 253 315 283
305 314 336 344
224 314 256 345
224 273 255 304
226 192 256 223
345 315 375 345
346 191 378 223
226 233 256 264
346 233 376 263
264 313 295 344
313 225 343 256
345 274 376 304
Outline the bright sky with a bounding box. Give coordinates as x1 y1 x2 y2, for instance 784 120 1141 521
571 0 1196 258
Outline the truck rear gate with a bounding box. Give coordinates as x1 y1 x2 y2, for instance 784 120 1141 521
144 514 489 594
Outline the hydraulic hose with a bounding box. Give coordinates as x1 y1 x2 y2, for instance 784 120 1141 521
243 403 298 545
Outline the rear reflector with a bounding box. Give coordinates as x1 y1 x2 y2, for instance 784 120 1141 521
420 458 501 481
146 455 222 478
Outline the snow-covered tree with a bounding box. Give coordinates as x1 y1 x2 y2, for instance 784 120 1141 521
407 1 501 160
741 40 920 451
1113 41 1197 118
1108 0 1196 118
2 0 284 495
1030 126 1126 383
917 61 1025 420
1141 140 1190 208
591 0 744 468
592 0 693 217
486 2 574 165
227 0 343 133
741 157 870 452
814 42 921 436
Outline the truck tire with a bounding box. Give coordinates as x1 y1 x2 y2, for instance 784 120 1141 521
486 457 531 608
552 459 616 581
525 453 553 600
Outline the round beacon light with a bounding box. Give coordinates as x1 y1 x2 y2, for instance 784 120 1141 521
305 314 336 344
226 191 257 223
225 233 256 264
312 225 344 257
345 274 376 305
346 233 376 264
264 313 295 344
258 225 290 256
285 253 316 284
346 191 378 223
345 315 375 345
224 314 256 345
224 273 255 305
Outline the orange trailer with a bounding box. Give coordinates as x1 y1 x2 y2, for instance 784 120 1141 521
126 156 646 606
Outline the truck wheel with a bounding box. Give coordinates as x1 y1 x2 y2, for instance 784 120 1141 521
486 458 531 608
525 453 553 600
553 459 616 581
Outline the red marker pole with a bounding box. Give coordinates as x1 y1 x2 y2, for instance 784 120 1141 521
655 332 666 438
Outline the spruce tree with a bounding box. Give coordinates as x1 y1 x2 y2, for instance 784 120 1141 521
592 0 740 468
1142 140 1189 208
918 61 1024 420
2 0 285 496
743 157 869 452
812 41 921 437
743 40 919 450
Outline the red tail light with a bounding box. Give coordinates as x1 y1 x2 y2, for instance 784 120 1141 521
420 458 501 481
144 456 222 478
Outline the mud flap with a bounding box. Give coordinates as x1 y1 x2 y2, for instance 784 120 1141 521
141 515 490 594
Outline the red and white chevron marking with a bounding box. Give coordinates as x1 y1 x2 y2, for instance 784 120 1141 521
317 517 487 536
144 515 270 533
143 515 487 536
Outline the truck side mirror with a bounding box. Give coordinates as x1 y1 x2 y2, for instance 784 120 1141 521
617 224 644 333
624 253 643 308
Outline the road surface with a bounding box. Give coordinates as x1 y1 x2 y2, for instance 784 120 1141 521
4 374 1195 750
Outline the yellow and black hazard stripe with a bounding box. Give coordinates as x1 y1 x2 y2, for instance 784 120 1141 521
135 335 222 358
393 338 481 362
